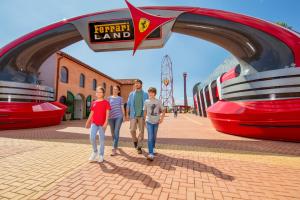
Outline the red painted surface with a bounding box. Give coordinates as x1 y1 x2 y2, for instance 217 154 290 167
0 102 66 130
215 87 219 99
188 8 300 67
220 67 238 83
125 0 175 54
1 6 299 65
207 99 300 142
193 94 199 115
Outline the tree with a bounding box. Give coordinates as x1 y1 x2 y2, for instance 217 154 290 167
275 22 293 30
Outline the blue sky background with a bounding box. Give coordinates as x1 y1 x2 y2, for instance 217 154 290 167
1 0 299 105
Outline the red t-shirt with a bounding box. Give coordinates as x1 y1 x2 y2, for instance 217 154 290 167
91 100 111 126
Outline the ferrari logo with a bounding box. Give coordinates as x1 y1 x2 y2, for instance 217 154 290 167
163 79 170 86
139 18 150 33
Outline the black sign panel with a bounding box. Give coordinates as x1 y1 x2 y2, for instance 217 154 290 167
89 19 161 43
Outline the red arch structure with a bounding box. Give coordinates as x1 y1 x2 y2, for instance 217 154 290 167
1 6 300 141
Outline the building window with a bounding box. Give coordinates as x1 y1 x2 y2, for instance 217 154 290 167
110 85 113 95
102 82 106 91
60 66 68 83
92 79 97 91
80 74 85 88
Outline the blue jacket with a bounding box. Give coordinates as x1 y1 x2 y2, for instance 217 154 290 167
127 90 149 119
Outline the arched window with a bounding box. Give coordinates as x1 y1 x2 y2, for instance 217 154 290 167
102 82 106 91
110 85 113 95
80 74 85 88
60 66 68 83
92 79 97 91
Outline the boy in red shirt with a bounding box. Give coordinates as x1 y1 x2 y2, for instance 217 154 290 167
86 86 111 163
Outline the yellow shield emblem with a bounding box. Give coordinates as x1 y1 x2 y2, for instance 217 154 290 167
139 18 150 33
163 79 170 86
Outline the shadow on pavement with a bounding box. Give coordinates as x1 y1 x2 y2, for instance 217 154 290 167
118 148 234 181
154 137 300 156
98 160 161 189
0 121 300 156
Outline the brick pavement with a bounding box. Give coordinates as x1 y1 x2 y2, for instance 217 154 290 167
0 114 299 200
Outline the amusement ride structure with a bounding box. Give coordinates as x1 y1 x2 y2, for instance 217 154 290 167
159 55 175 108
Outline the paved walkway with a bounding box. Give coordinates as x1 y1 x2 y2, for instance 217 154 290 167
0 114 299 200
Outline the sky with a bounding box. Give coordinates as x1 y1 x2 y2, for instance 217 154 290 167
1 0 299 105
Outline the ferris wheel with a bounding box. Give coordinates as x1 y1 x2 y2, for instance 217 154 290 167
160 55 175 108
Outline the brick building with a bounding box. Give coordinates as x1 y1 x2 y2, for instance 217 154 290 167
39 51 135 120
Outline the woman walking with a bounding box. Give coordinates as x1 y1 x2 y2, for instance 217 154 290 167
85 86 110 163
108 86 125 156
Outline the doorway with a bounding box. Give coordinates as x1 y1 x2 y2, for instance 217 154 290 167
74 94 84 119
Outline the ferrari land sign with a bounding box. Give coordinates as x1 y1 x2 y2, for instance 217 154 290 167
89 19 161 43
71 0 180 52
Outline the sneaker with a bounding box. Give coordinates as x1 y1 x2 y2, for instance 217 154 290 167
98 155 104 163
147 154 154 161
111 149 116 156
133 142 138 149
89 152 98 162
137 147 142 154
153 148 156 155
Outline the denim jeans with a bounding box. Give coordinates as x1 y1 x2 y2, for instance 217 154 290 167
108 117 123 149
146 122 159 156
90 123 105 156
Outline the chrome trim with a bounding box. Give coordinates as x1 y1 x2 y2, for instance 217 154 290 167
0 81 54 101
0 88 54 98
0 94 54 101
208 82 214 104
216 76 222 100
222 77 300 94
0 80 54 92
202 88 208 109
221 68 300 101
223 96 300 102
222 68 300 88
223 87 300 99
198 91 204 116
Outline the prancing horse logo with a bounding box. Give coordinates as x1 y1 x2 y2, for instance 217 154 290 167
139 18 150 33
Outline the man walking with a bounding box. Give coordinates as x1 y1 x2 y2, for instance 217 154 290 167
126 79 149 154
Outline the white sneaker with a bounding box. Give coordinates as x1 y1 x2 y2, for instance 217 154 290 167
98 155 104 163
147 154 154 161
153 148 156 154
89 152 98 162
